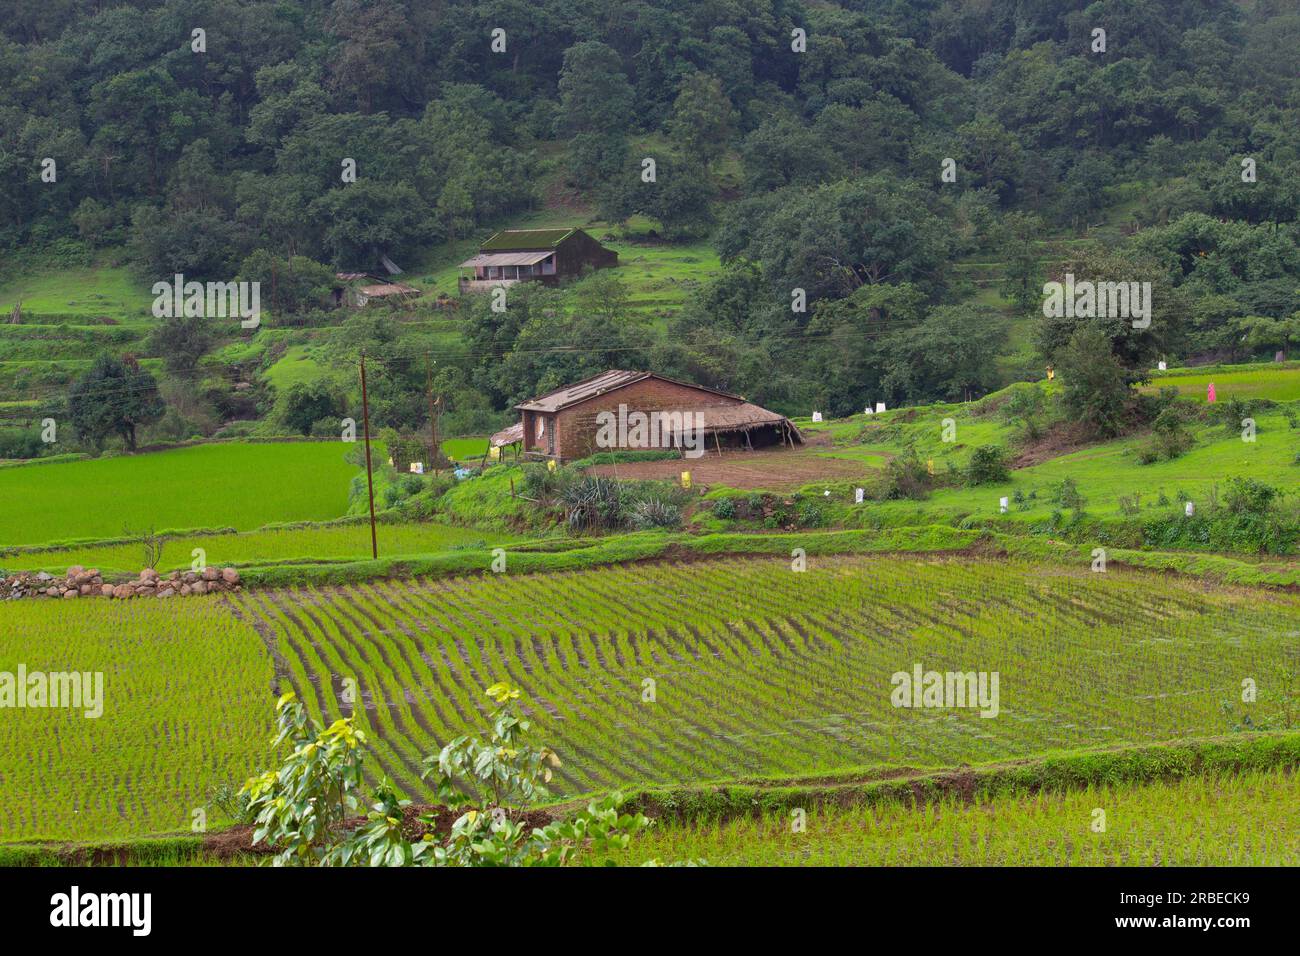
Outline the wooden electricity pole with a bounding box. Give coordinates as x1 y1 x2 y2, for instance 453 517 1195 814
359 352 378 559
426 354 440 472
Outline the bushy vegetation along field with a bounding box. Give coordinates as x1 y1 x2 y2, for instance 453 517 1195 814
610 767 1300 866
234 555 1300 801
0 442 357 547
0 520 520 575
0 599 273 842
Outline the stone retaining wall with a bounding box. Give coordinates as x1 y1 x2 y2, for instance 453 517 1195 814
1 565 241 600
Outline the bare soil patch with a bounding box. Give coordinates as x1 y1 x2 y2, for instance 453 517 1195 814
586 444 870 490
1010 421 1096 468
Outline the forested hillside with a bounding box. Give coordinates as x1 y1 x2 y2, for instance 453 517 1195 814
2 0 1298 452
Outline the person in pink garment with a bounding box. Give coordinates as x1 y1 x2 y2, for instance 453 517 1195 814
1207 382 1217 403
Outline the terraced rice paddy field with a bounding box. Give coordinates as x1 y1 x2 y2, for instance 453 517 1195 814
1 520 519 575
234 555 1300 800
0 599 273 842
6 553 1299 843
610 767 1300 866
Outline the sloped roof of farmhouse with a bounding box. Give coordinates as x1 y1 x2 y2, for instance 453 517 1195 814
459 250 555 268
479 228 577 251
515 370 745 413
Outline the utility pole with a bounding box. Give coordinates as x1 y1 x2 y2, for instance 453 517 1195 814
359 352 378 559
426 354 438 473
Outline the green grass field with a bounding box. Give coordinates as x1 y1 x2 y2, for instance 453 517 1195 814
0 597 274 841
261 345 328 391
612 767 1300 865
1146 362 1300 403
866 409 1300 523
0 442 358 547
441 436 489 462
0 519 520 575
0 262 153 321
789 378 1300 528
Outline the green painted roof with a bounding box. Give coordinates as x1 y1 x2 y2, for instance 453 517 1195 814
479 228 576 251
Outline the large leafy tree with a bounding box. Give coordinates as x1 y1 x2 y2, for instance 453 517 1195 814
236 250 336 315
668 72 735 168
719 175 955 303
1035 245 1189 371
89 66 206 196
309 180 433 266
1054 325 1134 439
557 41 634 135
146 315 217 374
878 304 1008 404
68 354 165 452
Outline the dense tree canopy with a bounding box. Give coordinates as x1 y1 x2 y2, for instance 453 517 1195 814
3 0 1299 437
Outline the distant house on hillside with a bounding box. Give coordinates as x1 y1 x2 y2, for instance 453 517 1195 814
332 273 422 308
514 370 802 462
458 228 617 294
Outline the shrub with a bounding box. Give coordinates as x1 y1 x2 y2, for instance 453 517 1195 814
628 497 682 530
999 383 1046 422
712 497 737 520
1051 477 1086 512
1223 478 1279 517
0 427 44 459
1220 396 1249 433
521 462 561 498
883 450 931 500
560 475 624 532
797 503 826 527
241 686 656 867
206 781 254 826
966 445 1010 485
310 417 342 438
1150 404 1194 460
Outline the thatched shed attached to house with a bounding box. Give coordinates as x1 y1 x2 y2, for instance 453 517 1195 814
490 422 524 448
333 273 422 308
